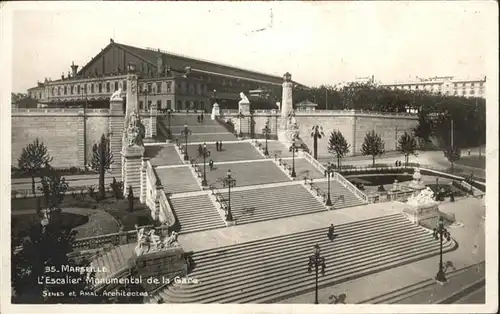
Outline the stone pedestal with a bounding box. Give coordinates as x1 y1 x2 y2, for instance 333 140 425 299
211 103 220 120
122 145 145 197
403 202 440 225
129 246 188 291
281 72 293 118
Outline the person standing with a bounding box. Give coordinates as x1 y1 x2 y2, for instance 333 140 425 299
215 141 219 151
328 224 335 241
219 141 223 151
201 113 204 123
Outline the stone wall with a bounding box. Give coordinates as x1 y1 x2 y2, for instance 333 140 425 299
12 108 112 168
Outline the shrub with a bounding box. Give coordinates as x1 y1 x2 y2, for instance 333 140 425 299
110 177 124 199
377 185 386 192
86 185 96 199
69 166 78 174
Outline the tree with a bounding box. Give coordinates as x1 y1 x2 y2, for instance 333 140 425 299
310 125 325 160
327 130 350 168
18 138 53 196
12 170 104 304
397 132 418 166
413 108 434 144
91 134 114 200
361 130 385 166
443 145 461 172
38 167 69 211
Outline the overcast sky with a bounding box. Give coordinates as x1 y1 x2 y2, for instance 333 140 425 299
6 1 496 93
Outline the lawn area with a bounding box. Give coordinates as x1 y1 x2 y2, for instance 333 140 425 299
347 174 413 186
455 156 485 169
11 192 158 237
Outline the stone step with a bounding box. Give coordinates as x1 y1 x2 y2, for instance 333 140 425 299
154 214 456 303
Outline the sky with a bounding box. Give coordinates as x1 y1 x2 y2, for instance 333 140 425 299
5 1 496 93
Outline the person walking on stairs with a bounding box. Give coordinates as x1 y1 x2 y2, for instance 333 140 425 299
328 224 335 241
219 141 223 151
197 115 200 123
215 141 220 151
209 159 214 171
201 113 204 123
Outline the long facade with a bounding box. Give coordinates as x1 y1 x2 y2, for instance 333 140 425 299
27 39 300 111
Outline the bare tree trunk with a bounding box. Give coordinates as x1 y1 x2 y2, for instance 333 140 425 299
313 136 318 160
31 175 36 196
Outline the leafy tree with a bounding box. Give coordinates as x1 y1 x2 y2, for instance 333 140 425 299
443 145 461 172
397 132 418 166
361 130 385 166
91 134 114 200
18 138 53 196
327 130 350 168
413 108 434 144
12 170 104 304
310 125 325 160
38 167 69 211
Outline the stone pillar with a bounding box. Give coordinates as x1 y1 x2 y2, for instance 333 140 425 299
76 109 86 168
281 72 293 118
122 145 145 197
140 157 148 203
150 102 157 137
125 63 139 117
238 94 250 137
109 99 124 176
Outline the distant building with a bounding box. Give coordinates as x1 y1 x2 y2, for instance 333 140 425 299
295 100 318 111
26 39 306 110
379 76 486 98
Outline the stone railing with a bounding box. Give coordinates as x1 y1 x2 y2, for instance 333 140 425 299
158 190 176 227
145 160 159 212
293 109 418 118
304 177 327 203
209 184 229 220
303 152 326 172
72 224 170 251
333 172 368 203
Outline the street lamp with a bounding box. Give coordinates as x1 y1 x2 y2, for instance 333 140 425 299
143 85 150 111
308 244 326 304
181 124 192 161
432 216 451 283
289 137 299 178
213 89 217 104
166 108 173 133
201 143 211 187
324 162 335 206
262 119 271 156
222 169 236 222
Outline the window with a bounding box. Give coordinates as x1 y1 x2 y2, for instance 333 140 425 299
471 83 475 87
157 100 162 108
139 101 144 110
471 90 475 95
166 82 172 92
114 81 119 91
177 100 181 110
454 91 457 95
64 86 67 95
123 80 127 91
182 82 186 92
106 82 110 92
167 99 172 109
98 83 102 93
147 83 152 93
479 82 484 87
91 85 94 93
157 82 162 94
200 100 204 109
77 85 81 94
462 83 466 87
148 100 152 110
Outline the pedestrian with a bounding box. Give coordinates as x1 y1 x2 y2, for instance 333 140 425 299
395 160 398 167
219 141 223 151
328 224 335 241
215 141 219 151
201 113 204 122
198 144 203 156
468 149 471 156
209 159 214 171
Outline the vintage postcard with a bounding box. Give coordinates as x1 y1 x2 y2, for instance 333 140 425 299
0 1 498 314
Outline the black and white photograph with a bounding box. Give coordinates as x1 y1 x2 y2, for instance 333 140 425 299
0 1 497 313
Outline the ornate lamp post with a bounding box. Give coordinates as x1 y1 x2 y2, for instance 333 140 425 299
201 143 211 187
222 169 236 222
432 216 451 283
289 138 299 178
324 162 335 206
262 119 271 156
308 244 326 304
213 89 217 104
166 108 173 133
181 124 192 161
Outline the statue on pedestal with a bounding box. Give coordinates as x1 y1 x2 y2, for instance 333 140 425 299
284 110 300 142
406 187 436 206
135 228 180 256
238 92 250 105
124 109 145 147
110 88 123 101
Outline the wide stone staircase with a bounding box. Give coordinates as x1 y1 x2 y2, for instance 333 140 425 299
91 245 135 282
147 213 457 304
158 114 238 142
205 160 291 188
310 180 366 208
155 166 201 194
145 145 183 166
220 184 327 225
292 158 325 179
186 142 263 162
169 194 226 234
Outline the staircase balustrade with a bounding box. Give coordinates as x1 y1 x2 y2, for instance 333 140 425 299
333 172 368 203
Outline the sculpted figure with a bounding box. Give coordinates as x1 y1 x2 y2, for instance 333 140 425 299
239 92 249 104
110 88 122 101
125 109 145 147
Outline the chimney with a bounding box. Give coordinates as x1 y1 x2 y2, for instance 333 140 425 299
61 72 65 80
71 61 79 77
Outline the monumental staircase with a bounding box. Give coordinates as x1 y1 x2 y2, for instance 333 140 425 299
146 213 457 303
